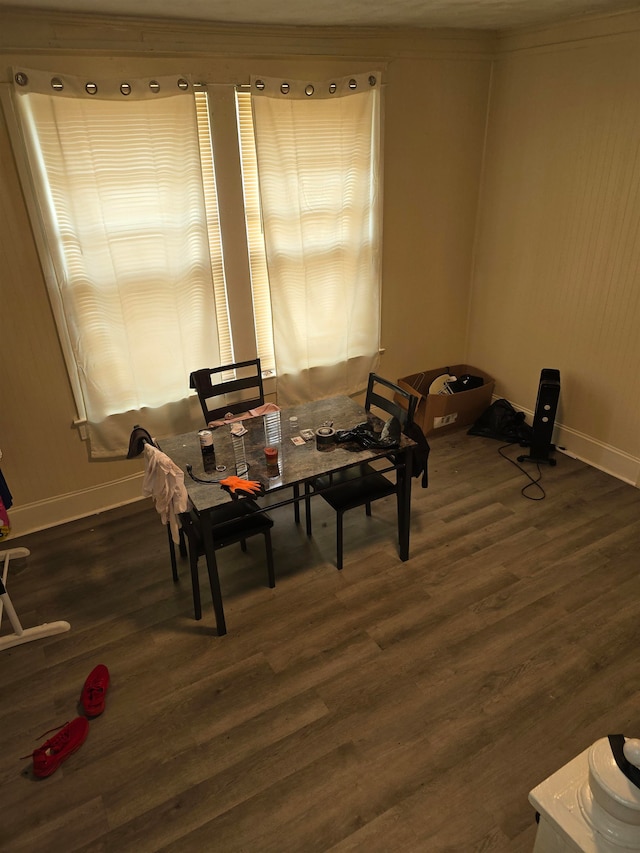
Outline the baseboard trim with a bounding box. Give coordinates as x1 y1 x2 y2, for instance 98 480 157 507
514 403 640 486
6 472 146 539
553 423 640 486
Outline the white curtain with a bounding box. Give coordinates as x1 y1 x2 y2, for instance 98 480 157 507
251 72 382 404
12 69 220 457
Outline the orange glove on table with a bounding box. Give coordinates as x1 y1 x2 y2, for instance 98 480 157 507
219 476 265 497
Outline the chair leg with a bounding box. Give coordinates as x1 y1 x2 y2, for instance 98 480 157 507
168 525 179 583
365 501 372 517
336 511 344 571
264 529 276 588
178 527 187 559
240 539 248 553
188 547 202 621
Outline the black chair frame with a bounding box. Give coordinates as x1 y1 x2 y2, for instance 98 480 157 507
171 500 275 621
189 358 301 525
130 425 276 623
189 358 264 425
305 373 418 570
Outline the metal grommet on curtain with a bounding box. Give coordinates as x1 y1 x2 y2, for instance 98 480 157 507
249 71 378 100
12 70 195 100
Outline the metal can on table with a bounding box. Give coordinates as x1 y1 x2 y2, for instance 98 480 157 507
198 429 216 472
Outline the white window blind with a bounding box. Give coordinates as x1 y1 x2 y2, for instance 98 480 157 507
13 70 222 457
194 89 234 367
236 90 276 376
9 68 382 458
250 72 382 404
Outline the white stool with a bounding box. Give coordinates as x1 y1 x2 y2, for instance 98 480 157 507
530 737 640 852
0 548 70 651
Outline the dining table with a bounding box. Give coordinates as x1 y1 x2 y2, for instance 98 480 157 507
159 395 416 635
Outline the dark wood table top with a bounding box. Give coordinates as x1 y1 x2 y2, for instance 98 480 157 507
159 396 414 513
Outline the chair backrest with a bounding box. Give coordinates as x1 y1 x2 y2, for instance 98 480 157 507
190 358 264 425
365 373 417 428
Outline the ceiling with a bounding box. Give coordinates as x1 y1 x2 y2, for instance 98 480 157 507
2 0 640 31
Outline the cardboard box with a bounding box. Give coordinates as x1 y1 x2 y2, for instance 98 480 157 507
397 364 495 436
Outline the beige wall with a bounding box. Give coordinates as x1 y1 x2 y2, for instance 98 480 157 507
380 56 491 376
467 12 640 483
4 8 639 537
0 11 493 535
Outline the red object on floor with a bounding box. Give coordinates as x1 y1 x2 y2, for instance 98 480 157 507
80 664 110 717
32 717 89 778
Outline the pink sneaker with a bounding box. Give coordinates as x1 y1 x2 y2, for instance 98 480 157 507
31 717 89 778
80 664 110 717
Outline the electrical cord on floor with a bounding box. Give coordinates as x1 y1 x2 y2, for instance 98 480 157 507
498 442 546 500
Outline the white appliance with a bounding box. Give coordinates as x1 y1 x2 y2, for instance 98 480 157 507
529 737 640 851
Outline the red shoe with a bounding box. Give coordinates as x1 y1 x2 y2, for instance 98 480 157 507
80 664 110 717
31 717 89 778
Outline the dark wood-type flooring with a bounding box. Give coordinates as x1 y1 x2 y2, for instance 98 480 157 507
2 429 639 852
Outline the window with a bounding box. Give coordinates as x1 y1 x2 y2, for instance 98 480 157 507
235 90 276 376
8 69 381 457
247 72 382 404
194 89 234 368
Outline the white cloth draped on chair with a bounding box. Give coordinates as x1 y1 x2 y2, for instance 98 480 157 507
142 444 189 544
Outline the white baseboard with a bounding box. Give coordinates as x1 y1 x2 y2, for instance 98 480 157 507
553 423 640 486
5 472 146 539
515 403 640 486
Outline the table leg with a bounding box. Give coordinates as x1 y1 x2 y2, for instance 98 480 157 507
200 512 227 636
397 447 413 561
304 482 313 537
293 483 300 524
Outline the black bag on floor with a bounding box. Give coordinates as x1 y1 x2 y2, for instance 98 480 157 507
467 398 532 444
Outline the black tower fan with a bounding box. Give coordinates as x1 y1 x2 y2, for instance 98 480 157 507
517 369 560 466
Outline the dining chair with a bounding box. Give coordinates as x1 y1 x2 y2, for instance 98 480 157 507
306 373 418 570
189 358 265 425
175 501 275 621
189 358 301 525
129 426 275 621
